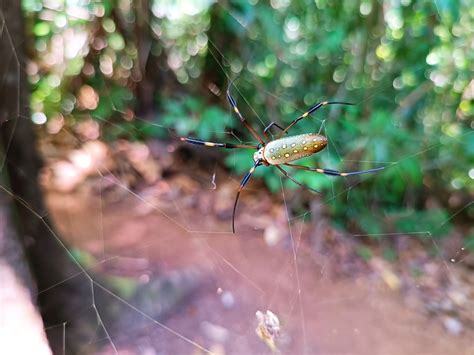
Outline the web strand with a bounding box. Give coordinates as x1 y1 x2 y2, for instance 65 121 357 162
1 2 472 353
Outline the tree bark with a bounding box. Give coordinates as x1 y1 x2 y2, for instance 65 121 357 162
0 2 51 353
131 0 180 119
0 1 92 353
1 3 205 353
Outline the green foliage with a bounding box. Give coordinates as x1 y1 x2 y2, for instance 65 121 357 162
162 96 234 140
70 248 96 268
22 0 473 242
357 213 384 237
395 209 452 238
356 246 373 261
383 247 398 263
94 85 134 120
107 276 139 299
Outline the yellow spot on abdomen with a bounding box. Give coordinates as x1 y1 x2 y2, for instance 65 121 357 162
284 153 290 158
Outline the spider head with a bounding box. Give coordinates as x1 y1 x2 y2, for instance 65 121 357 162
253 147 266 165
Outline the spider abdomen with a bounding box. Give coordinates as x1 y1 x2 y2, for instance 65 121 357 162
263 133 327 165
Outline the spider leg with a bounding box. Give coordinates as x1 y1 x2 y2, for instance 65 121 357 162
227 82 266 145
232 160 261 233
275 165 320 193
277 101 354 138
284 163 384 177
180 137 258 149
263 122 287 137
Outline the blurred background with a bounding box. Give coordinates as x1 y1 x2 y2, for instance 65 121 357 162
0 0 473 354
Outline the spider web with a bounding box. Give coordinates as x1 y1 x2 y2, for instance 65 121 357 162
0 2 473 354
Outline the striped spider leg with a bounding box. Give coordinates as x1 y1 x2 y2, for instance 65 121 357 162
180 81 267 233
232 159 261 233
181 135 263 233
276 101 355 137
284 163 385 177
179 137 257 150
179 83 384 233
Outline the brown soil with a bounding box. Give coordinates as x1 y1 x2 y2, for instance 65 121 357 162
45 183 474 355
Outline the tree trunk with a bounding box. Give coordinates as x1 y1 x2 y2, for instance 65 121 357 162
131 0 180 119
1 3 206 353
0 186 52 354
0 1 93 353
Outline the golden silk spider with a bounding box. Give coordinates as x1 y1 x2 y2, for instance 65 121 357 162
180 83 384 233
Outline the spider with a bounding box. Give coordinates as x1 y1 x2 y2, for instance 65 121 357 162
180 83 384 233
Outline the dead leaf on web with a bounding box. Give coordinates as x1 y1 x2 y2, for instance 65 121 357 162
255 310 281 353
370 257 401 291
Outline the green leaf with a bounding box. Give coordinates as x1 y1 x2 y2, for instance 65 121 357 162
109 33 125 51
383 247 398 262
357 246 373 261
224 150 254 174
357 213 383 237
395 209 452 238
34 22 50 36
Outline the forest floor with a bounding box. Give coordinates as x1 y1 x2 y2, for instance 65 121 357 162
42 139 474 355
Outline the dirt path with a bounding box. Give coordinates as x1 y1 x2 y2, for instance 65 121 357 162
46 188 473 355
